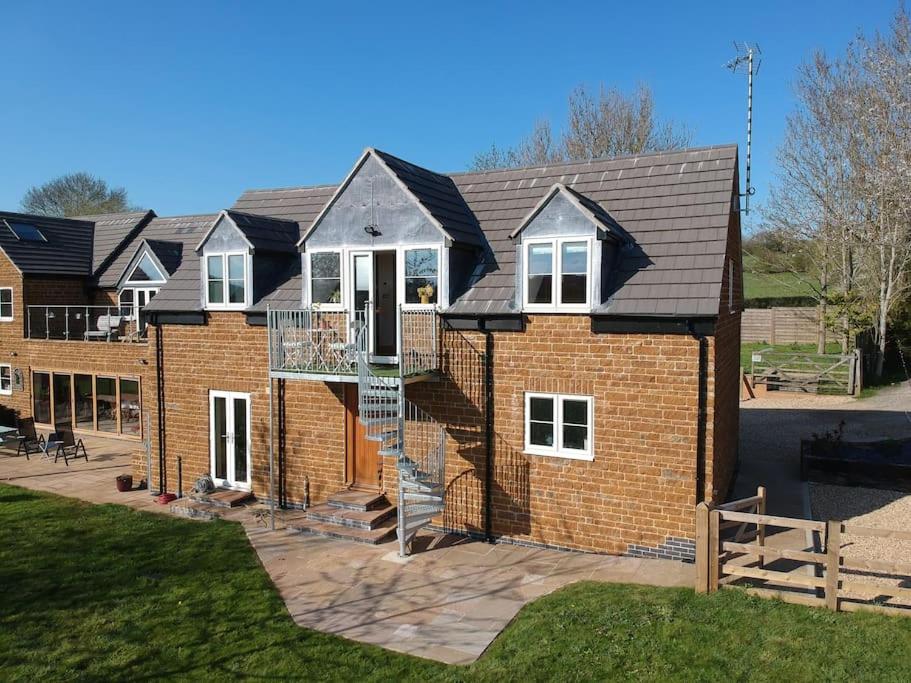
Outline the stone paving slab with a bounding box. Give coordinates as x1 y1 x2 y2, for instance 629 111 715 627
0 436 696 665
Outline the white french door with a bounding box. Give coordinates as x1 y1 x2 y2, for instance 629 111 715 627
350 251 374 355
209 391 251 490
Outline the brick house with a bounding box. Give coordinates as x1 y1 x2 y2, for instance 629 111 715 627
0 144 742 561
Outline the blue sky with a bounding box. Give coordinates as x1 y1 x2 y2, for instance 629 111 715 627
0 1 899 228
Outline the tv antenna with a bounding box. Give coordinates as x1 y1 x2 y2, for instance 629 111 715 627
725 42 761 214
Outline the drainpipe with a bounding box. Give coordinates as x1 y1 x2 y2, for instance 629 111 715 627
687 320 708 504
267 305 276 531
155 320 166 494
484 326 494 544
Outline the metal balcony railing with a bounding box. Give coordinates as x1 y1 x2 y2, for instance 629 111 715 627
267 305 440 378
26 305 147 342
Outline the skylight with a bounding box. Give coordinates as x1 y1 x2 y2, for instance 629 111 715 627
5 221 46 242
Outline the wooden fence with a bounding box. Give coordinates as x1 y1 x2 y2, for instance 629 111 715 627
743 307 818 344
695 489 911 616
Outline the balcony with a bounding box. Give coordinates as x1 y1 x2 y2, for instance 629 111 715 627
26 305 147 343
267 306 439 382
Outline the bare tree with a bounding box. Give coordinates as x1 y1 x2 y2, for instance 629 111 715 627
21 172 134 217
470 83 692 171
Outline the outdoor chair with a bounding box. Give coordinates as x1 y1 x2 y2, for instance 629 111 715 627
84 315 123 342
16 417 46 460
51 422 88 466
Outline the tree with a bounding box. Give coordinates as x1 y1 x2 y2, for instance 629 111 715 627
21 172 134 217
470 84 692 171
764 6 911 374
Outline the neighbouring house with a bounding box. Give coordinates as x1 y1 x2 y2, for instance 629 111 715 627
0 144 742 561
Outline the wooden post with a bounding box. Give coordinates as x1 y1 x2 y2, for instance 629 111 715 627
708 508 721 593
757 486 766 569
826 520 842 611
695 502 711 593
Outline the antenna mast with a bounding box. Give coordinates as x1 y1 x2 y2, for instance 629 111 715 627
725 42 761 214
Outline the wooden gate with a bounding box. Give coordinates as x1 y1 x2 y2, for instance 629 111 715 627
750 349 860 394
695 491 911 616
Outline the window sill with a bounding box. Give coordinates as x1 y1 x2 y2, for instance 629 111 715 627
523 447 593 462
0 390 10 396
0 318 13 323
522 308 592 315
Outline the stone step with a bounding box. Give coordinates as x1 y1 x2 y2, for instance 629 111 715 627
326 489 389 512
286 515 397 545
187 488 253 508
305 502 396 530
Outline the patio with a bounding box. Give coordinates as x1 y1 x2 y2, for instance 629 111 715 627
0 435 695 665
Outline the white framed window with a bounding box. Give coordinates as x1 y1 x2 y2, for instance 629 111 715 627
205 252 248 309
119 287 159 327
0 364 11 395
0 287 12 321
524 392 593 460
125 253 166 285
309 251 343 308
403 247 439 306
523 237 592 312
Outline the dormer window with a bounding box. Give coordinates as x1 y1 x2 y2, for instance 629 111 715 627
206 253 247 308
404 247 439 306
523 238 591 311
310 251 342 306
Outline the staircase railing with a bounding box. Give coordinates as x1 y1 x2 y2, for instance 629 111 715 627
268 307 353 375
354 302 446 556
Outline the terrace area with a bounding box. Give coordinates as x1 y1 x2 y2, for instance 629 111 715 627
26 305 149 343
267 306 439 383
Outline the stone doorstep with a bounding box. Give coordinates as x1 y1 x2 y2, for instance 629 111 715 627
170 499 222 521
286 514 398 545
306 502 397 530
326 489 389 512
187 489 254 508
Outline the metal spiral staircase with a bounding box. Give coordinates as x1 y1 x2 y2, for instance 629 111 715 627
355 306 445 556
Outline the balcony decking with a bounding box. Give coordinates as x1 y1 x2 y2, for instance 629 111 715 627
267 307 438 383
26 305 147 343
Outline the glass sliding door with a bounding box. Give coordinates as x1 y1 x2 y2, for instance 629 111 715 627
52 373 72 425
209 391 250 490
119 378 140 436
33 372 51 424
96 376 117 433
74 374 94 430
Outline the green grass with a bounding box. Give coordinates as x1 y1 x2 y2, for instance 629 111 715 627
744 270 818 300
2 484 911 681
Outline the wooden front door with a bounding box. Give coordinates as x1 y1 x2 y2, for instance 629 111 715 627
344 385 382 491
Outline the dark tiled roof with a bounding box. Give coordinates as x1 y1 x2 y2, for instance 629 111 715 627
222 210 299 253
448 145 738 316
371 150 483 247
232 145 738 318
116 214 217 312
71 210 155 276
0 211 95 276
247 265 303 313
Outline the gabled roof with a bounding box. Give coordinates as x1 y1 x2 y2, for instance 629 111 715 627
0 211 95 276
194 210 299 253
509 183 628 243
71 210 156 277
232 145 738 318
114 239 172 288
271 148 482 248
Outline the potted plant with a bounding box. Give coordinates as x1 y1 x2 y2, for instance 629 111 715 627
115 473 133 492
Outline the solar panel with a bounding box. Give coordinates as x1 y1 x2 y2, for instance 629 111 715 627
6 221 47 242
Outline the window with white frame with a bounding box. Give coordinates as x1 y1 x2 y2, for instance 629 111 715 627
0 364 11 395
0 287 12 321
524 392 593 460
404 248 439 305
524 238 591 310
310 251 342 306
206 253 247 308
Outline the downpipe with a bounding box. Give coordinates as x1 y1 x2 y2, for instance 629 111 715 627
687 320 708 504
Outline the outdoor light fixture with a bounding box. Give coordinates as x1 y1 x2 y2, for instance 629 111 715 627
364 224 380 237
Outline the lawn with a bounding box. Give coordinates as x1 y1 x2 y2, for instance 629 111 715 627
2 484 911 681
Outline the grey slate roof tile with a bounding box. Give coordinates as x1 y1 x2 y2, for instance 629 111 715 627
0 211 96 276
232 144 738 319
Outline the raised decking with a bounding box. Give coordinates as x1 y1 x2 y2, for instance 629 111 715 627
267 306 439 383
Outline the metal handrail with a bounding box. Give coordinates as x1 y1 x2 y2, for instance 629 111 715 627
25 305 145 342
268 307 354 374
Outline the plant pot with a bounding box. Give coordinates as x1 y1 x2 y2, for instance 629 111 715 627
115 474 133 492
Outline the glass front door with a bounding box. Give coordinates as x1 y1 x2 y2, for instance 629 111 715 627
209 391 250 490
351 252 374 353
